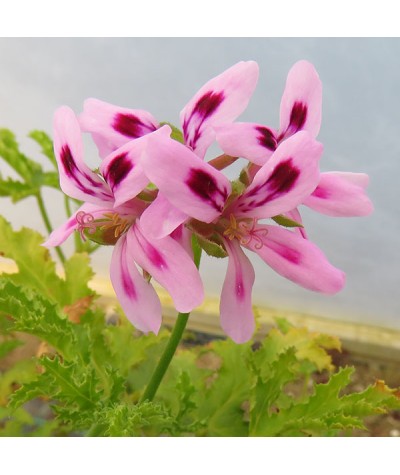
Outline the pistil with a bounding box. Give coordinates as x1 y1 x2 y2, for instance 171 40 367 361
223 214 268 249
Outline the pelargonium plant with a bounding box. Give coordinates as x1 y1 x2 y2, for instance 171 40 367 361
46 60 372 343
2 60 395 438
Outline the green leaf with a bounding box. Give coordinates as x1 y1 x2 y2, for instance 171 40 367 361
0 129 61 204
0 358 37 404
28 130 57 167
0 216 65 301
191 234 202 268
271 214 304 228
156 348 207 435
10 354 102 419
63 253 95 304
0 217 95 307
40 355 100 408
0 178 38 203
159 122 184 144
249 365 400 437
40 171 60 189
0 280 77 359
196 234 228 258
197 340 252 436
87 401 173 437
0 129 42 182
254 320 341 374
249 349 298 436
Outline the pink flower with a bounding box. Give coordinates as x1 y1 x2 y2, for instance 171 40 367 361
45 106 204 334
78 61 260 239
215 60 373 220
141 126 345 343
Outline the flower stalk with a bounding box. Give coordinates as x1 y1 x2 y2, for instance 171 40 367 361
140 236 202 403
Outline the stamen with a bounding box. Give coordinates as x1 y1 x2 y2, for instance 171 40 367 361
223 214 268 249
75 211 131 242
101 212 131 238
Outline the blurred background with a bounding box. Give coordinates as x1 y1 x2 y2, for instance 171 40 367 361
0 37 399 330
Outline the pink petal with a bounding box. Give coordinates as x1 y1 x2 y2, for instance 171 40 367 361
278 60 322 141
100 137 150 207
43 202 113 247
180 61 259 159
170 225 193 259
128 222 204 313
220 238 255 343
139 193 188 239
110 233 162 333
233 131 323 219
303 172 373 217
79 98 159 158
53 106 113 205
246 225 345 294
142 126 231 223
215 122 277 166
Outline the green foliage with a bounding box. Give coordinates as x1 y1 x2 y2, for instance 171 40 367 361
196 234 228 258
0 216 95 306
86 402 173 436
28 130 57 167
0 128 59 203
1 219 400 437
271 214 304 228
196 340 252 436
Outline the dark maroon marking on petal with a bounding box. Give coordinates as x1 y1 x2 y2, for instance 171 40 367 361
183 91 225 149
144 242 167 269
241 159 300 210
105 152 133 190
60 144 97 196
312 186 329 199
113 113 155 138
185 168 226 212
119 241 138 299
275 245 301 265
171 225 183 240
60 144 77 177
193 91 225 119
122 270 137 299
267 159 300 195
255 126 277 151
289 102 308 132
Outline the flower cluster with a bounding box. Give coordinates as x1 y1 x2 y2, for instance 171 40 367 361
46 60 372 343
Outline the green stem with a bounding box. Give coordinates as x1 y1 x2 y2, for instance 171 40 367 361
36 192 66 264
140 311 190 403
140 235 202 403
64 194 73 218
64 195 84 253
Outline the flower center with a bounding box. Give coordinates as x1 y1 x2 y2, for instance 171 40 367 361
76 211 132 244
223 214 268 250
